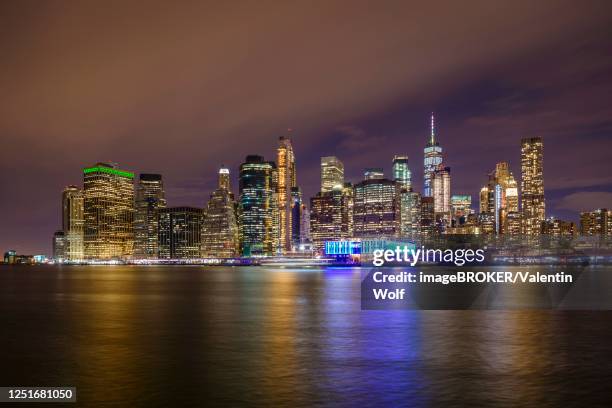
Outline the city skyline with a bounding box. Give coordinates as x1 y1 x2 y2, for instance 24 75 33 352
5 118 612 256
1 1 612 254
31 129 610 259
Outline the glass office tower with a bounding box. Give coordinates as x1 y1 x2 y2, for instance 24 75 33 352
238 155 277 256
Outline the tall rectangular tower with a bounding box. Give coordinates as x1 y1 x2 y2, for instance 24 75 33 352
431 165 451 224
158 207 202 259
321 156 344 193
520 137 545 235
62 185 84 260
201 166 239 258
392 156 411 192
239 155 277 256
83 163 135 260
134 174 166 259
277 136 296 253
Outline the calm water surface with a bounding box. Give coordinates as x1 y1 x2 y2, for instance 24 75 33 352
1 265 611 406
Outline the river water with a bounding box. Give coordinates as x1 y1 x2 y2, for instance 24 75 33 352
1 265 611 406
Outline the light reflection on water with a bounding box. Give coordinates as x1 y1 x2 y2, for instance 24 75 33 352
0 265 611 406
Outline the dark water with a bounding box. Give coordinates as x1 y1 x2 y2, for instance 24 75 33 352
1 265 612 406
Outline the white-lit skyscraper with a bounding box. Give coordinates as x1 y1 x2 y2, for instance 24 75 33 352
321 156 344 193
431 164 451 225
423 113 443 197
392 156 411 192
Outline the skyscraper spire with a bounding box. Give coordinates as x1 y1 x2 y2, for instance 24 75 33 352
430 112 435 145
423 112 443 197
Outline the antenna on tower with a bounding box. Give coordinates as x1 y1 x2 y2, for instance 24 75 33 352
430 112 435 145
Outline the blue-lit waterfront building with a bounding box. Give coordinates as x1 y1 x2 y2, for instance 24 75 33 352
324 239 417 263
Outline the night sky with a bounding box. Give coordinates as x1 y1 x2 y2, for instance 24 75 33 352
1 1 611 255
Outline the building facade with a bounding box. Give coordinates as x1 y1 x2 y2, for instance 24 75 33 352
420 196 435 236
353 172 398 238
53 230 66 261
158 207 202 259
134 174 166 259
310 185 353 251
392 156 411 192
580 209 609 236
300 205 311 245
201 166 239 258
62 185 84 260
431 164 451 226
290 187 303 251
521 137 545 235
83 163 135 260
399 190 421 237
450 194 472 225
542 218 576 236
238 155 278 256
480 162 519 234
277 136 297 253
321 156 344 193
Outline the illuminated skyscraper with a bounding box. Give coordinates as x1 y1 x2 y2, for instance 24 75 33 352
239 155 277 256
158 207 202 259
495 162 519 213
542 217 576 236
321 156 344 192
392 156 411 192
479 186 489 214
506 212 522 235
580 209 609 236
290 187 302 251
364 168 384 180
341 183 354 238
450 195 472 224
53 230 66 261
420 197 435 236
277 136 297 253
480 162 519 234
310 184 353 251
423 113 443 197
478 212 496 235
218 165 230 190
353 170 398 238
134 174 166 259
521 137 545 235
83 163 134 260
399 190 421 237
300 205 311 245
62 185 84 260
201 166 239 258
431 164 451 225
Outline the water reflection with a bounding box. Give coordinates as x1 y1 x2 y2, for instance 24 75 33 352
0 265 611 406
